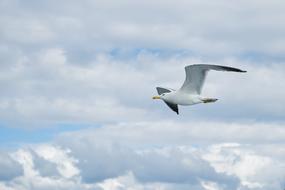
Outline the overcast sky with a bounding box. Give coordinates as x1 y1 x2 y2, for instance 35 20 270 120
1 0 285 190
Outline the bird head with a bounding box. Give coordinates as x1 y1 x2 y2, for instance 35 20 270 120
152 93 168 100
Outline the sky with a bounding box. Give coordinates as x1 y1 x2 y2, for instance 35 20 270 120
0 0 285 189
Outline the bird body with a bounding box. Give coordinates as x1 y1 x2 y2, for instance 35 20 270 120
159 91 202 105
152 64 246 114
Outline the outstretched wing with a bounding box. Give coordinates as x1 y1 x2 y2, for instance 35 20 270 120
179 64 246 94
156 87 179 114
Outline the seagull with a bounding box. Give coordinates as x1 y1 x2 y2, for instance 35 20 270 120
152 64 246 114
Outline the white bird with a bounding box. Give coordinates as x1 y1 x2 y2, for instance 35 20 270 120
152 64 246 114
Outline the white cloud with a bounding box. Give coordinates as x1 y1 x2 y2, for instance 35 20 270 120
1 144 239 190
203 144 285 190
55 121 285 189
34 145 79 178
0 47 285 126
0 120 284 190
1 0 285 125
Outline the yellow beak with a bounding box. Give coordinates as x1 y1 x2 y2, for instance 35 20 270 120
152 96 161 99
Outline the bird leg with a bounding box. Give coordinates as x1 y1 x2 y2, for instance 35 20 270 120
202 98 218 103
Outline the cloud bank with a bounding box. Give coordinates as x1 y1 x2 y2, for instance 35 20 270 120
1 121 285 190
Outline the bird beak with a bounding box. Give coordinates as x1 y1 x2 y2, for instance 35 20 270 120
152 96 161 99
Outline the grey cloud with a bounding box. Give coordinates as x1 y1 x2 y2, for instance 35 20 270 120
133 148 239 189
54 137 240 188
54 121 285 189
0 151 23 181
0 126 284 190
0 142 240 190
57 121 285 148
31 151 60 177
55 124 241 186
1 0 285 57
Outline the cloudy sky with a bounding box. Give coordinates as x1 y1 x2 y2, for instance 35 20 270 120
1 0 285 189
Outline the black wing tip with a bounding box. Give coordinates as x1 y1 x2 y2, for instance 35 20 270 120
233 69 247 73
175 108 179 115
186 64 247 73
219 66 246 73
236 69 247 73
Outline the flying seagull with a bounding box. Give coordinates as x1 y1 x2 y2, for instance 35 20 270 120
152 64 246 114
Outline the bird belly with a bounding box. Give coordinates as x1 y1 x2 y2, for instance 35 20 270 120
168 93 202 106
